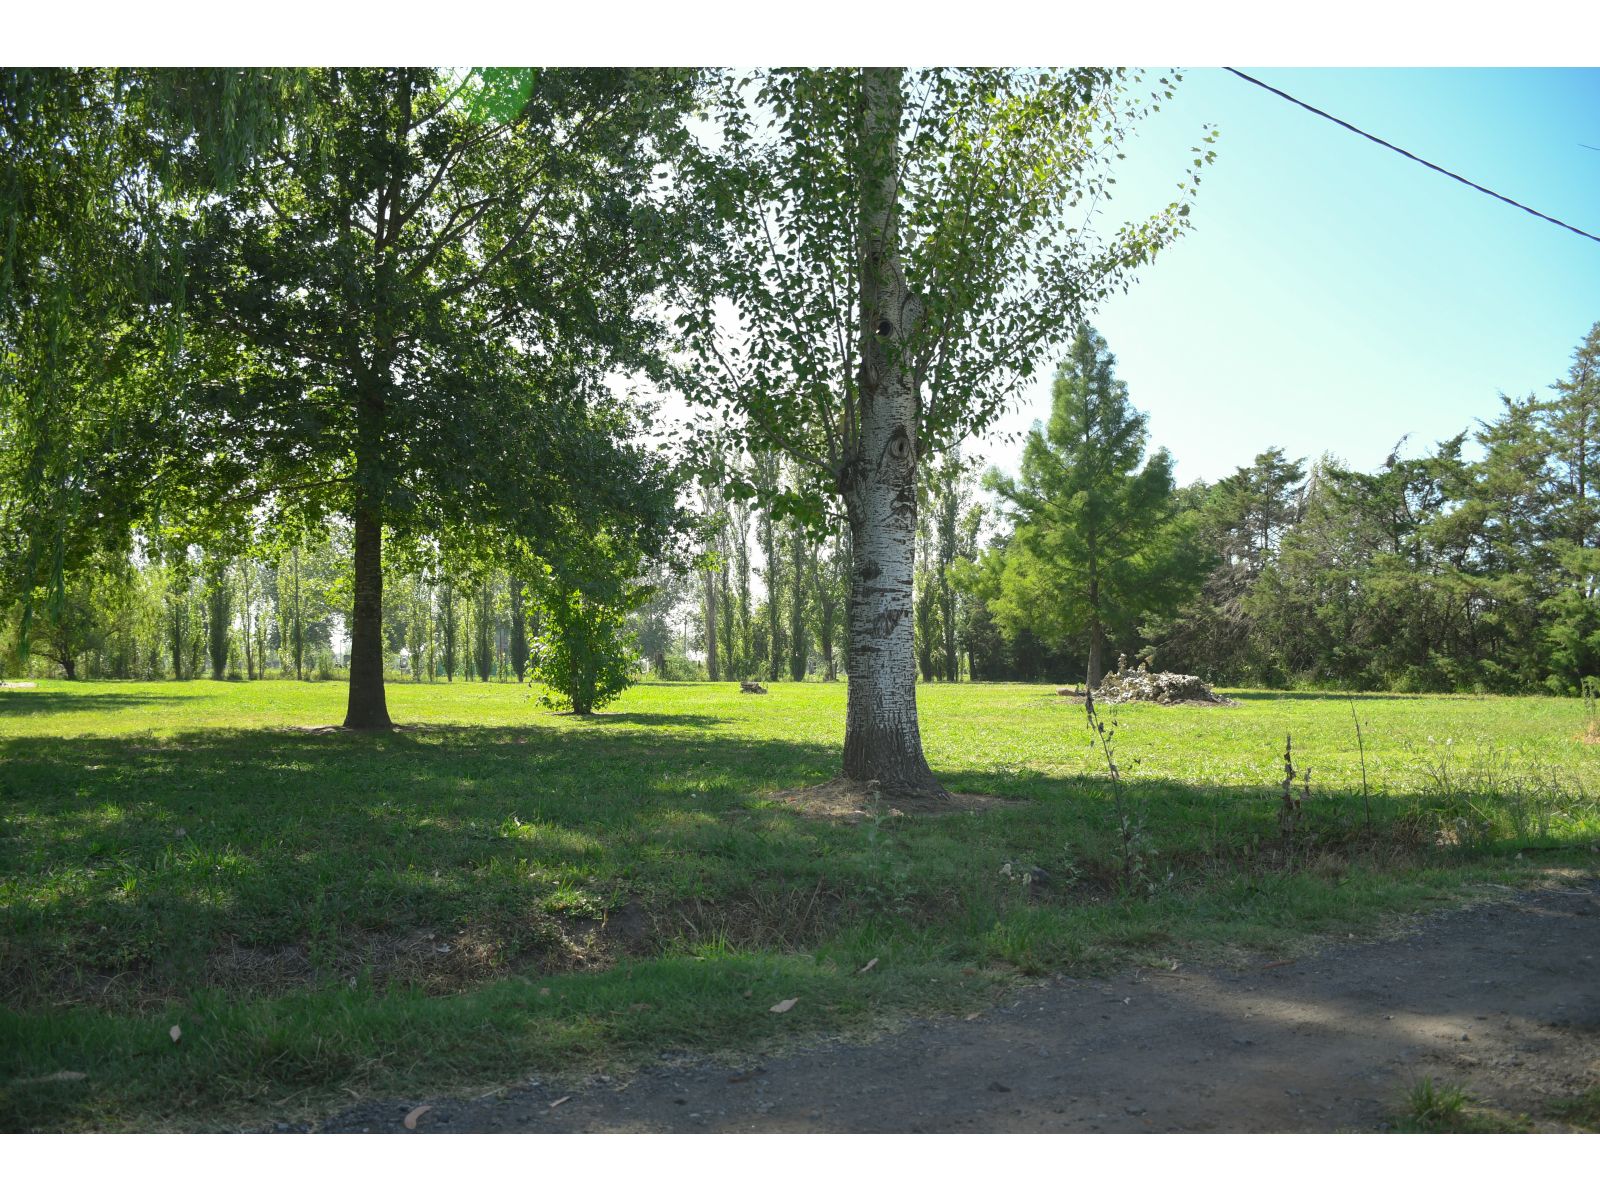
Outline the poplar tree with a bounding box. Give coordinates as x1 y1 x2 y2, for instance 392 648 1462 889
688 68 1207 795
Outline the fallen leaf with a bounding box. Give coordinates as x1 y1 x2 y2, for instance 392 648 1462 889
858 958 879 974
402 1104 431 1130
538 987 551 996
549 1095 571 1108
964 1012 981 1021
742 989 753 998
169 1024 182 1043
769 997 798 1014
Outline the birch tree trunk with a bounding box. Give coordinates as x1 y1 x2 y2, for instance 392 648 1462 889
840 67 944 798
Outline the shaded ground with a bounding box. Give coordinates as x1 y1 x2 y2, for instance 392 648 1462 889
771 777 1021 821
316 876 1600 1133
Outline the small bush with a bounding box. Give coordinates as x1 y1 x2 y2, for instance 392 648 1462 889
530 586 637 715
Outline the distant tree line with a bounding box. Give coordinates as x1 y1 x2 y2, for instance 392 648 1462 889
1 527 543 687
949 321 1600 696
13 319 1600 700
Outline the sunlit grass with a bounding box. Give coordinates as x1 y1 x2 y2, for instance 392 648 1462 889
3 678 1597 1130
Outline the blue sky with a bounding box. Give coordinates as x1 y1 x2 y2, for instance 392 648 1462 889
976 67 1600 485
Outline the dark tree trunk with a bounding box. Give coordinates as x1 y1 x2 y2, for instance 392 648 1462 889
343 504 392 728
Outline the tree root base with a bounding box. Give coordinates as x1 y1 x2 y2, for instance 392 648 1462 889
772 775 1021 822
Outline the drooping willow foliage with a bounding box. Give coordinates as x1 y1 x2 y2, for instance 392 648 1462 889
0 70 304 645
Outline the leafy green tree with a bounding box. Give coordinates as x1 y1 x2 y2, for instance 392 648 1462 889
750 449 785 682
1151 451 1306 682
686 68 1206 794
986 327 1206 687
1213 449 1307 572
627 558 689 676
508 575 530 683
1537 323 1600 688
812 525 850 682
783 510 814 680
528 538 647 715
7 69 694 725
928 451 975 682
914 501 941 682
695 477 727 682
204 554 232 680
1 70 300 663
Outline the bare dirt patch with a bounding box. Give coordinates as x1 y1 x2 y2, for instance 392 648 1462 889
770 777 1023 822
314 874 1600 1134
288 724 438 734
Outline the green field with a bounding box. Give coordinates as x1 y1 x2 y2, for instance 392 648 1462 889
3 679 1597 1131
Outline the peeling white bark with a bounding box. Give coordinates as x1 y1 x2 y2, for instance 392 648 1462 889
840 68 943 797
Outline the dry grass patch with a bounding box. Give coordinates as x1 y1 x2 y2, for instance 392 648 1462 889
772 776 1024 822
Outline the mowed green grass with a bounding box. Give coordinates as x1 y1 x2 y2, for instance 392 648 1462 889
2 678 1597 1130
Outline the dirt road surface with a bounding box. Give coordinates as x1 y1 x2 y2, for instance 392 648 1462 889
315 877 1600 1133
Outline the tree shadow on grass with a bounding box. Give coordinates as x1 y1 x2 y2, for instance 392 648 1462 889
0 691 205 718
520 712 734 728
0 720 847 1004
4 717 1592 1016
1223 690 1472 703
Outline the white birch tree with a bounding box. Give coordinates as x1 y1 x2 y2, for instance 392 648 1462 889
684 68 1210 796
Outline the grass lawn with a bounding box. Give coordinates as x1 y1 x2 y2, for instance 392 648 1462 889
3 678 1598 1131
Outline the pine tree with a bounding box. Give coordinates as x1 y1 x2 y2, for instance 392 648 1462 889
987 327 1206 687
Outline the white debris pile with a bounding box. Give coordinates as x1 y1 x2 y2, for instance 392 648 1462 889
1088 660 1235 706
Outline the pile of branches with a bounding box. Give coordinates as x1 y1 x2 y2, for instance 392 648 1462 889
1062 658 1236 706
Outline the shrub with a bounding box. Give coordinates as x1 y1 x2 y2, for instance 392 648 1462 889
529 585 638 715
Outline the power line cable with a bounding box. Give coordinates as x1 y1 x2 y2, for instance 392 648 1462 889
1224 67 1600 246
